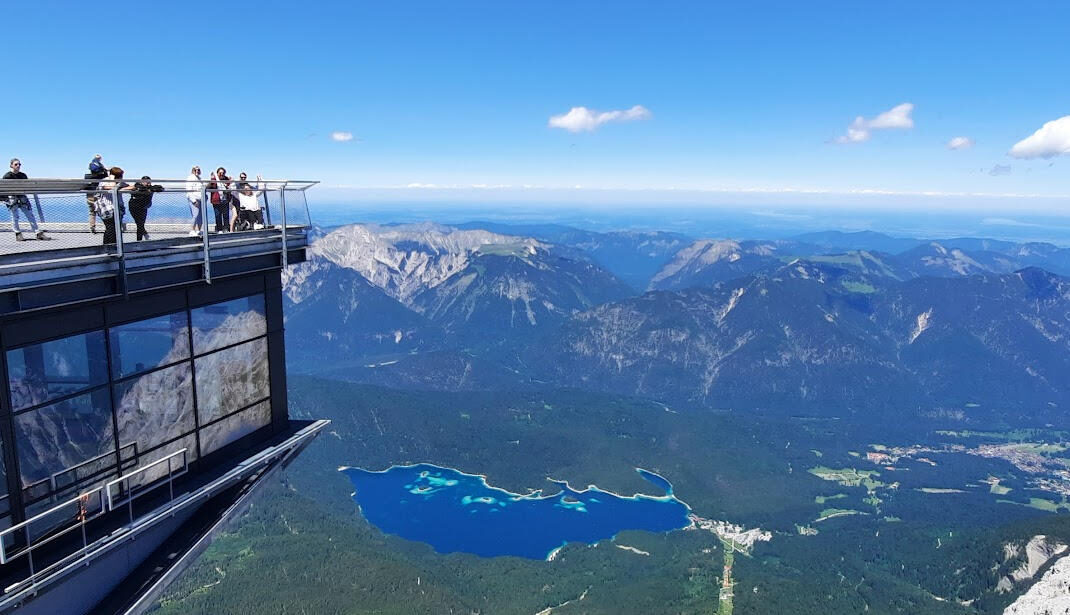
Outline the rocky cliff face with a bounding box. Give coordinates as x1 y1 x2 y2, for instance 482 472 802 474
284 223 631 360
1003 542 1070 615
411 247 633 345
283 257 440 365
309 223 543 304
647 239 783 291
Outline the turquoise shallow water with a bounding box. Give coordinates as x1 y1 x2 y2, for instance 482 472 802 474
342 464 691 560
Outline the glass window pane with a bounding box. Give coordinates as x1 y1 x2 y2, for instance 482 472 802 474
115 363 195 454
194 338 269 425
199 401 271 456
110 312 190 379
128 435 197 490
191 294 266 355
13 389 116 489
7 331 108 411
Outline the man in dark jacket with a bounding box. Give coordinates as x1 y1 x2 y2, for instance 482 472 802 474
3 158 49 241
128 176 164 241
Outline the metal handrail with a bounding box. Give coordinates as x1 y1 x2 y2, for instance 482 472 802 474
0 487 104 566
0 178 319 195
105 448 189 514
22 442 139 503
2 180 314 294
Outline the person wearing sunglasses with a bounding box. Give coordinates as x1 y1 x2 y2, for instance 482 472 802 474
2 158 49 241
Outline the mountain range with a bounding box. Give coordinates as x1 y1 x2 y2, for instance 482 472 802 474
283 223 1070 427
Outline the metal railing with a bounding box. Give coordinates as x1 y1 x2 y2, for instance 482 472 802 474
0 178 316 286
105 448 189 517
0 448 188 594
0 487 106 580
21 442 138 505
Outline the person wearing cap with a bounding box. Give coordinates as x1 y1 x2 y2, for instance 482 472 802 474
128 175 163 241
85 154 107 233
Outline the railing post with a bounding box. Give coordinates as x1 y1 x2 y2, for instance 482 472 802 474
32 194 45 225
279 185 288 268
112 186 128 298
167 456 174 508
201 185 211 284
126 479 134 524
24 526 34 583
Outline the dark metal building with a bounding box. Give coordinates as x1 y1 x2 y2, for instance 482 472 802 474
0 179 327 614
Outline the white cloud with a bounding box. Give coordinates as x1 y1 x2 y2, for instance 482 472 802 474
330 131 354 142
834 103 914 144
947 136 974 150
1009 115 1070 159
548 105 651 133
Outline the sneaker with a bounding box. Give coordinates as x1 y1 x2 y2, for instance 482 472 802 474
14 232 25 241
143 233 151 241
188 230 200 237
35 231 51 240
253 223 264 230
90 227 97 234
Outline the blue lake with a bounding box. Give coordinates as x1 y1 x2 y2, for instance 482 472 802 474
342 463 692 560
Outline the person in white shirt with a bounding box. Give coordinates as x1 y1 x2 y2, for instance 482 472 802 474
236 174 265 230
185 165 203 236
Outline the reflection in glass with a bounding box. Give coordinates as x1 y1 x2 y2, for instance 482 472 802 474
199 401 271 456
13 389 116 488
25 487 105 543
194 338 269 424
128 435 198 490
0 439 7 517
7 331 108 411
115 363 195 453
110 312 190 379
190 294 266 355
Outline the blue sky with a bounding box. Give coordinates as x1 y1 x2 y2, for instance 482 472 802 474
3 1 1069 211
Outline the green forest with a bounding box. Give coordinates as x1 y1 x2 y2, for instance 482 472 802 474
150 378 1070 614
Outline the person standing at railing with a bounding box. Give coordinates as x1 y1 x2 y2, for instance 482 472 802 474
96 167 133 245
2 158 50 241
84 154 108 234
185 165 203 237
129 176 163 241
209 167 233 233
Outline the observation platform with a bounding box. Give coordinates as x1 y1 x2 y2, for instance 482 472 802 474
0 177 328 614
0 179 316 315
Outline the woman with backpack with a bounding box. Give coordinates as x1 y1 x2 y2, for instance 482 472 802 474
96 167 134 245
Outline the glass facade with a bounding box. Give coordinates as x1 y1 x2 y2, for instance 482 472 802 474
1 292 274 525
191 295 266 354
194 338 270 424
109 312 190 379
7 330 108 412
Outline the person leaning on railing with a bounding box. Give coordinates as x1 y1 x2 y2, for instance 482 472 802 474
128 176 163 241
185 165 203 236
2 158 50 242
